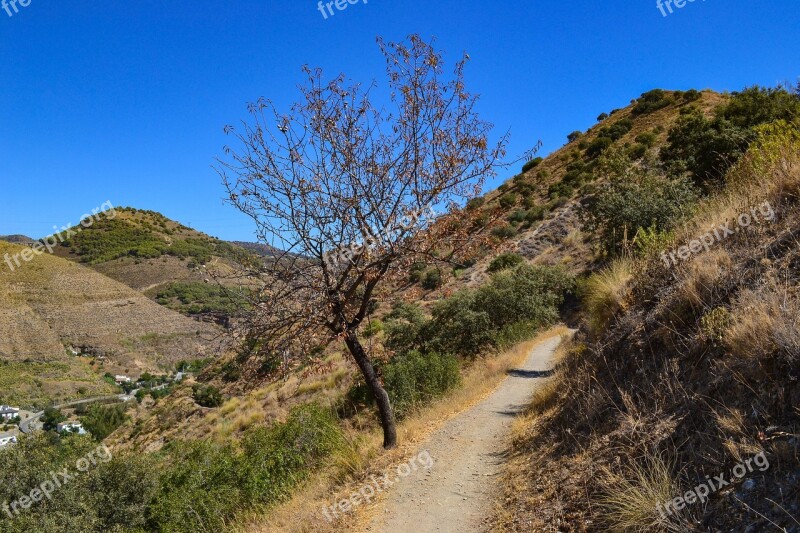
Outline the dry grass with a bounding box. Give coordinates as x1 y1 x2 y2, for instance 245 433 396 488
583 259 634 334
676 249 732 309
597 452 687 533
725 288 800 360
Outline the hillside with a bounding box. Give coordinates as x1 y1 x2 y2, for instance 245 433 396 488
0 239 220 407
397 89 729 299
493 90 800 530
49 207 258 320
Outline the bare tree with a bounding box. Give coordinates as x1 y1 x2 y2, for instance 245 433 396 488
218 35 508 449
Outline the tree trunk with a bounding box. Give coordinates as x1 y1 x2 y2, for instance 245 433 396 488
343 330 397 449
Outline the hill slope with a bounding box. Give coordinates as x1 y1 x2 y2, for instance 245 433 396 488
0 240 220 406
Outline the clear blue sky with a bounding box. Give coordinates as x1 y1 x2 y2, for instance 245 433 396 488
1 0 798 241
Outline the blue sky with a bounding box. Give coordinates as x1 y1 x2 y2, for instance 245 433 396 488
1 0 798 241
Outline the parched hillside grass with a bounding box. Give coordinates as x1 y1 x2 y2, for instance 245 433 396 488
493 121 800 531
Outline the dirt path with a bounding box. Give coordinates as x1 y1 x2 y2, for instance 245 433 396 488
362 334 566 533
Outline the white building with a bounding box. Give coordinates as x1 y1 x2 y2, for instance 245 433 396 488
56 422 87 435
115 375 132 384
0 435 17 447
0 406 19 422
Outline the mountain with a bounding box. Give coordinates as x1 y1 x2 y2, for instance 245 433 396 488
0 235 36 245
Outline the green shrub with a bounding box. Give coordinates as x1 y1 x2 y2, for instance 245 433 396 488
580 150 697 255
635 131 658 147
383 351 461 419
421 268 442 290
42 407 65 431
192 384 223 408
586 136 613 158
628 143 648 160
487 252 525 272
597 112 609 121
548 181 574 199
80 404 128 441
522 157 543 173
683 89 701 102
474 264 573 331
507 210 527 225
465 197 485 211
567 131 583 143
424 265 574 357
632 89 673 116
156 281 249 316
362 319 384 338
525 206 547 224
491 224 517 239
661 86 800 186
499 193 518 209
384 302 428 354
408 262 427 283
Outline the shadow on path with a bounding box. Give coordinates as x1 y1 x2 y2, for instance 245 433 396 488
506 368 554 379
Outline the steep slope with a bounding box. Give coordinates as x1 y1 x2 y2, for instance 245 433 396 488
407 90 730 297
493 98 800 530
0 240 220 406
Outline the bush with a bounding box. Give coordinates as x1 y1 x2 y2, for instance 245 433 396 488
148 404 342 532
683 89 701 102
507 209 527 225
408 262 426 283
525 206 547 224
383 351 461 419
635 131 658 147
632 89 673 116
597 112 609 121
474 264 573 332
424 265 574 357
628 143 648 160
491 224 517 239
661 86 800 186
522 157 543 173
548 181 574 199
192 384 223 408
42 407 66 431
499 193 518 209
362 319 384 338
384 302 428 354
421 268 442 290
580 150 697 255
567 131 583 143
80 404 128 441
465 197 485 210
487 252 525 272
586 136 613 158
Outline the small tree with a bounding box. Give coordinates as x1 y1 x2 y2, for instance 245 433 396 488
42 407 66 432
218 35 508 448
